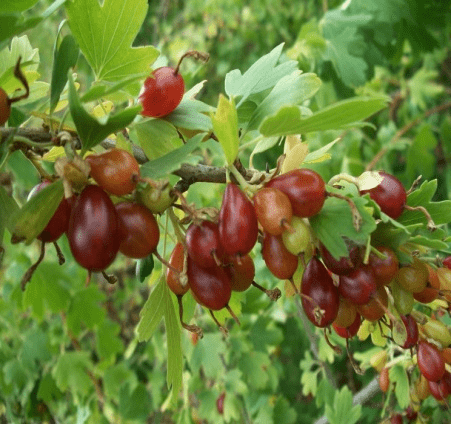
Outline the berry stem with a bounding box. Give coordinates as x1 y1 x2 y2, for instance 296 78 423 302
404 204 436 231
326 191 363 231
21 241 46 290
8 57 30 105
174 50 210 76
251 281 281 301
177 295 203 338
209 310 228 336
101 271 117 285
323 328 342 354
225 304 241 326
53 241 65 265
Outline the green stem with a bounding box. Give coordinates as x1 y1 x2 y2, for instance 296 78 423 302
13 135 54 149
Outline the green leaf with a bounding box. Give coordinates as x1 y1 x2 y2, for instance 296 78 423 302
50 34 79 113
52 351 93 396
1 0 39 12
247 71 321 133
37 374 63 403
68 73 140 153
405 124 437 182
20 328 51 369
103 363 137 402
212 95 239 165
139 133 203 180
0 185 20 233
164 98 213 131
248 316 284 351
190 333 226 379
0 15 42 48
304 138 340 164
325 386 362 424
130 118 182 161
136 254 154 283
66 0 158 81
136 279 166 341
164 282 183 404
2 359 28 390
238 351 271 390
309 190 377 259
225 43 298 107
66 286 106 336
273 397 297 424
118 383 152 420
260 96 389 137
389 365 410 409
96 320 124 361
11 179 64 245
398 180 451 227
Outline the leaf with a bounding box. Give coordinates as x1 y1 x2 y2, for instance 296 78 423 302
0 185 20 233
212 95 239 165
130 118 182 161
1 0 39 12
96 320 124 361
139 133 203 180
52 352 93 396
103 363 137 402
309 191 377 259
118 383 152 420
68 73 140 153
247 71 321 133
405 124 437 182
281 142 309 173
398 180 451 227
0 15 42 48
190 333 226 379
136 254 154 283
238 351 271 390
225 43 298 107
389 365 410 409
136 279 166 341
260 96 389 137
164 282 183 404
20 328 51 369
325 386 362 424
303 138 340 164
11 179 64 245
164 98 213 131
408 68 444 109
50 35 79 113
66 0 158 81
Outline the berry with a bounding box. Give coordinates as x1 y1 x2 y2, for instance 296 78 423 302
216 392 225 415
378 367 390 393
187 257 231 311
396 260 428 294
338 265 377 305
332 313 361 338
85 148 140 196
282 216 311 255
261 233 298 280
266 168 326 218
357 286 388 322
391 280 414 316
360 171 406 219
368 246 399 286
0 87 11 126
253 187 292 235
140 67 184 117
67 185 121 271
301 257 339 328
334 296 357 329
28 180 71 243
400 315 418 349
115 202 159 258
186 220 224 269
166 242 189 296
417 341 445 382
443 256 451 269
226 254 255 292
218 183 258 258
319 243 361 275
390 414 403 424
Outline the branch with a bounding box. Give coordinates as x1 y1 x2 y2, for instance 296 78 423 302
1 128 267 192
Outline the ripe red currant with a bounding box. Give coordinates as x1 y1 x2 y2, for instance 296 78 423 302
115 202 160 259
338 265 377 305
417 341 445 382
28 180 71 243
368 246 399 286
85 148 140 196
0 88 11 126
140 67 184 118
253 187 292 235
67 185 121 271
261 232 298 281
360 171 406 219
186 220 224 268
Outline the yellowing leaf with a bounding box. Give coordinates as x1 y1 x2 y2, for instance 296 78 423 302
357 171 384 191
283 134 301 153
93 101 114 118
281 142 309 173
42 146 66 162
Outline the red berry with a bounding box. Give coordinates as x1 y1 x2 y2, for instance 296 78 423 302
368 246 399 286
85 148 140 196
332 313 361 338
266 168 325 218
443 256 451 269
166 242 189 296
0 88 11 126
378 367 390 393
338 265 377 305
186 220 224 269
319 243 361 275
226 254 255 292
140 67 184 117
253 187 292 235
400 315 418 349
390 414 403 424
187 257 231 311
216 392 225 415
261 233 298 280
67 185 121 271
115 202 159 258
218 184 258 259
360 171 406 219
357 286 388 322
417 341 445 382
28 180 71 243
301 257 339 328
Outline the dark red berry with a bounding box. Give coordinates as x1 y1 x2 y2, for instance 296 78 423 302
360 172 406 219
319 243 361 275
28 180 71 243
0 88 11 126
332 313 361 338
187 257 231 311
226 254 255 292
218 184 258 258
216 392 225 415
417 341 445 382
115 202 159 258
338 265 377 305
186 220 224 268
266 169 326 217
390 414 403 424
67 185 121 271
400 315 418 349
261 233 298 280
301 257 339 328
368 246 399 286
140 67 184 117
443 256 451 269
